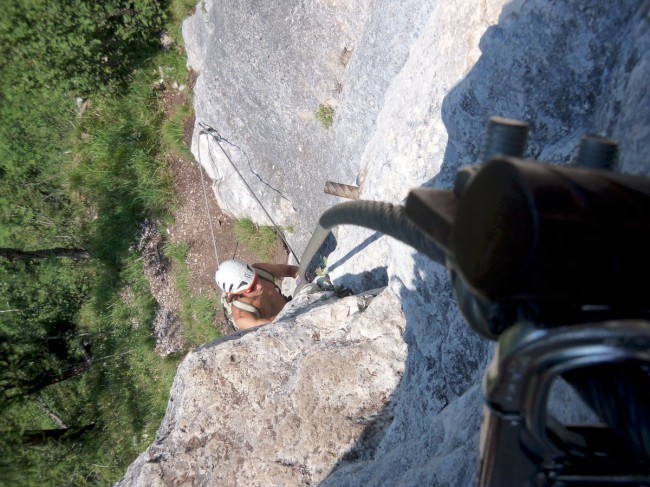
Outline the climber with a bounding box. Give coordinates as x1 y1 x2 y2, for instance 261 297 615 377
215 259 298 330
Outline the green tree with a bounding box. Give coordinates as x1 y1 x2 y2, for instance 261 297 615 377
0 258 91 409
0 1 191 483
0 248 90 262
0 0 167 96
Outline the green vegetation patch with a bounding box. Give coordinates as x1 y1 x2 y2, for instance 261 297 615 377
69 76 174 269
162 103 194 159
315 103 335 129
0 0 166 97
0 0 206 485
234 217 278 261
164 242 221 347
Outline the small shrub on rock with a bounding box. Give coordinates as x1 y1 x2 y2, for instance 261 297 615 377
315 103 334 129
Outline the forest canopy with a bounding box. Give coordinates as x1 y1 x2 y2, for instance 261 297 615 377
0 1 202 485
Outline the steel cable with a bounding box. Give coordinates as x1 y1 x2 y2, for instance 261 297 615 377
197 131 221 266
198 124 300 264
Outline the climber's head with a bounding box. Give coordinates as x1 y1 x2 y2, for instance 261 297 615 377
215 259 258 295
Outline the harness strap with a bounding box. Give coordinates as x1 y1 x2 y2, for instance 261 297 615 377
252 266 275 284
231 300 261 319
252 266 288 298
230 267 289 323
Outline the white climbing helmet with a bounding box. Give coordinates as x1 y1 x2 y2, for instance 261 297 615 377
215 259 256 294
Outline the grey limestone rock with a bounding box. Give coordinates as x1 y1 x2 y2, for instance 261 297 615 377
325 1 650 485
119 0 650 485
115 288 406 486
184 0 372 254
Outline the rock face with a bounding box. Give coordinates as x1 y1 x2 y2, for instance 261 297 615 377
116 288 406 486
324 1 650 485
119 0 650 486
184 0 372 254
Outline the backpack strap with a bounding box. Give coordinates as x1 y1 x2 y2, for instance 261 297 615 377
231 299 261 319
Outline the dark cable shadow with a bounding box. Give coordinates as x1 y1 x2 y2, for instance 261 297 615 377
326 232 383 273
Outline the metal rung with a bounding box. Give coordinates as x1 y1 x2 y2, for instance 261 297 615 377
324 181 360 200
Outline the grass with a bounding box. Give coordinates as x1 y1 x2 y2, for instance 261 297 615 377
77 328 179 482
166 0 201 51
164 242 221 348
316 256 329 277
315 103 334 129
162 102 194 159
80 253 177 475
30 0 211 483
234 217 278 261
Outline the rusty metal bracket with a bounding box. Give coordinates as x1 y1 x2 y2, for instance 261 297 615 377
324 181 360 200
